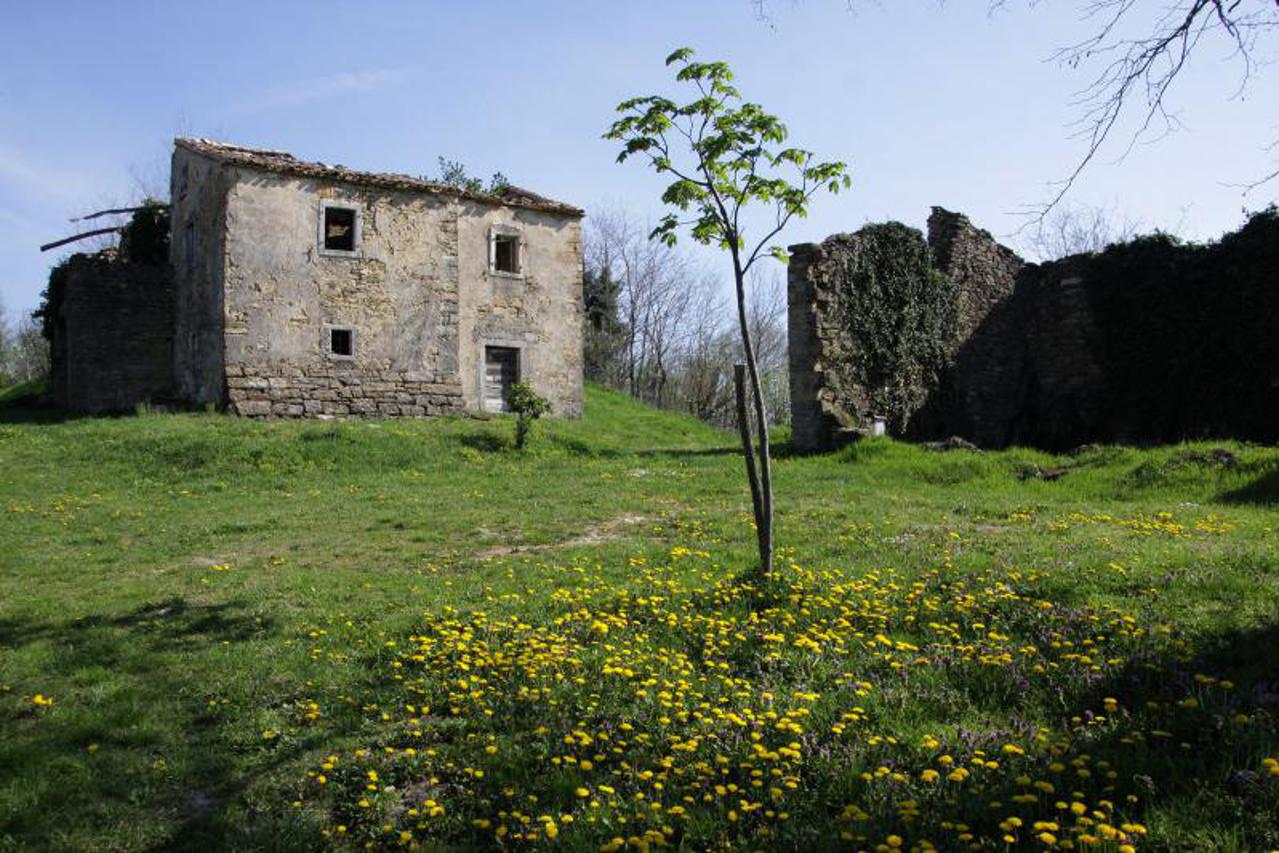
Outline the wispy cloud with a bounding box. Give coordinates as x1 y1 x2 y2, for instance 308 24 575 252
0 143 92 202
226 68 409 116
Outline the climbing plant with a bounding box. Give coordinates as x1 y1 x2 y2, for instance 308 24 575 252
822 223 957 433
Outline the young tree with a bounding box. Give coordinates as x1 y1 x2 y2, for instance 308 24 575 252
606 47 849 575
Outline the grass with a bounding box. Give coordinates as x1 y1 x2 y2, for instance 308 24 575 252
0 380 46 407
1 383 1277 851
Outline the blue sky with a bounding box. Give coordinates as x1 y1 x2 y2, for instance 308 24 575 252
2 0 1276 316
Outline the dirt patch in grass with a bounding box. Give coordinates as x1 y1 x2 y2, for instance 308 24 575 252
474 513 648 559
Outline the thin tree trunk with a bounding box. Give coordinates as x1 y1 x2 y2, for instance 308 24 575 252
734 364 765 547
730 257 774 575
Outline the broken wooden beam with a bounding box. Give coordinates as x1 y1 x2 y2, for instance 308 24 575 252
71 204 170 222
40 227 123 252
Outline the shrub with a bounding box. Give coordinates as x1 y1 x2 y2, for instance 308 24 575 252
508 382 550 450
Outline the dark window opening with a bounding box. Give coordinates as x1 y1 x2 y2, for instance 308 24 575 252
329 327 354 357
324 206 357 252
493 234 520 273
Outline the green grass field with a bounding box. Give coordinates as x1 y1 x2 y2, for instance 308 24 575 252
2 384 1277 851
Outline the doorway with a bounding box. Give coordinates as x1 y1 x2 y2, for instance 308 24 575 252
483 346 520 413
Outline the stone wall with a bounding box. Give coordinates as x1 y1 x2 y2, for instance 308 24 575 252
50 253 174 413
225 365 463 418
787 209 1136 450
170 146 228 406
791 206 1279 450
786 243 831 451
787 223 954 449
216 170 466 418
456 200 584 418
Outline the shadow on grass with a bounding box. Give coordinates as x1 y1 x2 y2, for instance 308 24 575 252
1219 466 1279 506
324 581 1279 850
0 597 265 651
0 398 84 425
454 432 510 454
632 444 742 459
794 620 1279 850
0 598 341 851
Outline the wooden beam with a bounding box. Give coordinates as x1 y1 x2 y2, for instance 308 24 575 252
39 227 122 252
71 204 169 222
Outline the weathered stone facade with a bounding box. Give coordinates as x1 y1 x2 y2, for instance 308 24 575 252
49 252 174 413
170 138 584 419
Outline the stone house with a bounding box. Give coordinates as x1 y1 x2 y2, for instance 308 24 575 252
170 138 584 418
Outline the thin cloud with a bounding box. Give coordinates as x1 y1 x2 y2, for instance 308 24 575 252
226 68 409 116
0 143 91 202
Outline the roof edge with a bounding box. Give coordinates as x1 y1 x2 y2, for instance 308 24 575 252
174 137 583 217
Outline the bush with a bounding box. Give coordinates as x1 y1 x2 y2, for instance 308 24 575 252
508 383 550 450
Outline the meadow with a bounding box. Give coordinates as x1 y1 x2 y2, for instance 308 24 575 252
1 384 1277 851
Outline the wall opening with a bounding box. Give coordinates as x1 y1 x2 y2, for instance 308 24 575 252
483 345 520 412
325 325 355 359
491 232 521 274
322 204 358 254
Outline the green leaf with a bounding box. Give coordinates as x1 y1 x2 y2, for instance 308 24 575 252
665 47 695 66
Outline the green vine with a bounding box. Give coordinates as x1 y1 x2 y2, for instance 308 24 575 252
819 223 957 432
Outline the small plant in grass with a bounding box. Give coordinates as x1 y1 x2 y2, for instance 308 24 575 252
507 382 549 450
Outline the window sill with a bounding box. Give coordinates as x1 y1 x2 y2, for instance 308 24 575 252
319 248 362 259
487 269 525 281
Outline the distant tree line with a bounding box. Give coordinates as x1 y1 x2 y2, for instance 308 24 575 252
582 206 789 429
0 299 48 389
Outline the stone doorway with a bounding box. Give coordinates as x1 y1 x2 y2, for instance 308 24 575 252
483 345 520 413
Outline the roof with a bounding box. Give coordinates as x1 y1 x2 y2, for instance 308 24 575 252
174 138 583 217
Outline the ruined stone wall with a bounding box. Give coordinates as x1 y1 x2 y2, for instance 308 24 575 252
51 253 174 413
787 225 955 449
786 243 831 450
790 206 1279 450
914 208 1028 446
788 208 1109 450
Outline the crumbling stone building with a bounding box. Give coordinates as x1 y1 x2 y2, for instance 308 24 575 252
789 207 1279 450
50 138 585 418
171 139 584 418
48 251 174 413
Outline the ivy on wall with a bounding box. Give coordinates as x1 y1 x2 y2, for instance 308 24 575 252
819 223 958 432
